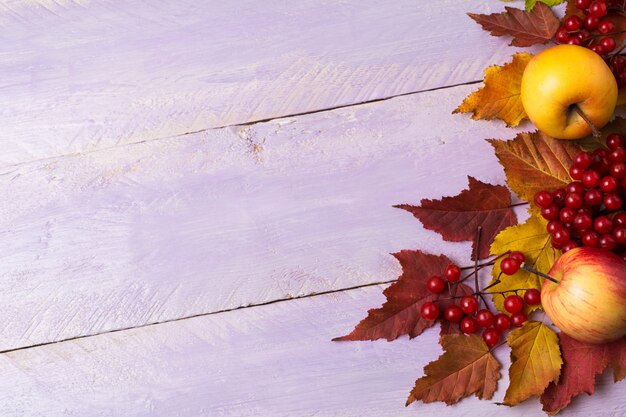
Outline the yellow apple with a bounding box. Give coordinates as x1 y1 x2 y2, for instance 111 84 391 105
521 44 617 140
541 247 626 344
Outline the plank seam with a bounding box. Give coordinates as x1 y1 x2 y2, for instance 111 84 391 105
0 279 398 355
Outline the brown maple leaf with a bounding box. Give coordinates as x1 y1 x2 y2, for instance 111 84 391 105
469 3 560 47
406 334 501 406
488 131 580 203
541 334 626 415
333 250 454 341
395 176 518 260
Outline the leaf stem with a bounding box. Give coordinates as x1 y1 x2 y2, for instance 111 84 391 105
520 263 559 284
574 105 601 138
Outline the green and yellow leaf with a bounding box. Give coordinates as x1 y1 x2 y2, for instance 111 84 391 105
488 213 560 314
505 321 563 405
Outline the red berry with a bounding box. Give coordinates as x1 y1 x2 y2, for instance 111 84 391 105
573 151 593 169
552 228 571 246
591 44 604 54
509 251 525 264
427 276 446 294
570 165 585 180
559 207 577 223
541 204 560 221
577 30 591 43
460 316 478 334
504 295 524 314
460 295 479 315
575 0 592 8
534 190 553 208
567 37 582 46
421 301 439 320
613 227 626 245
547 220 565 234
600 36 616 53
585 15 601 31
564 15 584 31
566 182 585 194
562 240 579 252
482 328 500 347
610 148 626 163
584 189 603 206
600 176 619 193
573 213 593 231
599 234 617 250
582 170 601 188
578 205 594 217
500 258 521 275
614 213 626 226
604 193 623 211
582 230 601 247
552 188 567 206
565 193 584 209
611 163 626 179
606 133 625 150
444 264 461 282
444 305 463 323
524 289 541 305
494 314 511 332
476 309 495 328
589 1 608 18
511 312 528 328
555 27 570 43
598 20 615 34
594 216 614 234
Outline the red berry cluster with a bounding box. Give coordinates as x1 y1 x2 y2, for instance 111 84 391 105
535 133 626 257
419 258 540 348
556 1 626 85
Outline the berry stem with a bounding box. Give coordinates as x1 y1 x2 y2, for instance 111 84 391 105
520 263 559 284
573 105 601 138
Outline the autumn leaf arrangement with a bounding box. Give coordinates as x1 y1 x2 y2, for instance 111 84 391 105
334 1 626 415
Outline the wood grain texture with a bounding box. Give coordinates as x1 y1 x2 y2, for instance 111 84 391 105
0 83 529 351
0 286 623 416
1 0 533 166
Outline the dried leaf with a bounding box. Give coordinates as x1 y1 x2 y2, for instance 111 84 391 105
469 4 560 47
395 177 518 260
488 130 580 203
406 334 501 406
488 214 560 314
541 334 626 415
455 53 532 127
504 321 563 405
333 250 450 342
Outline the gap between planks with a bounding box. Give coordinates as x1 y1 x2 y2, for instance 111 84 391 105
0 279 398 356
0 79 482 172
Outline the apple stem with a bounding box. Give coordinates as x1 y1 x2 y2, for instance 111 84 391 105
520 263 559 284
574 106 601 138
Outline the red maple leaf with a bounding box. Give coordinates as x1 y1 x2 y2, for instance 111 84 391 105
395 177 517 260
541 334 626 415
333 250 471 341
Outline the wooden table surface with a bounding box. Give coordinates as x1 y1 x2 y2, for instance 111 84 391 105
2 0 625 415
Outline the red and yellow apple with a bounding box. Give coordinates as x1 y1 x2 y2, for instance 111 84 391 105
521 44 618 140
541 247 626 344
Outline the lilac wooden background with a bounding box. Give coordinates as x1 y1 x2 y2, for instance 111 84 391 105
2 0 625 415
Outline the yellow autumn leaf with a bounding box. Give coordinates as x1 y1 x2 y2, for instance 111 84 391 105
505 321 562 405
454 53 532 127
488 213 560 314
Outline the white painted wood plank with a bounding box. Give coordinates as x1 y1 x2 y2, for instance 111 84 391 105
0 83 530 351
0 286 622 416
1 0 528 166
